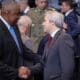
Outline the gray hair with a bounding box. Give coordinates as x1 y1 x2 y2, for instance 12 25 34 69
45 11 64 28
17 15 32 27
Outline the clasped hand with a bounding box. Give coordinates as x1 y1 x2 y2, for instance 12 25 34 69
18 66 31 79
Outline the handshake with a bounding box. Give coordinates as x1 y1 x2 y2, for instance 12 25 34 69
18 66 31 79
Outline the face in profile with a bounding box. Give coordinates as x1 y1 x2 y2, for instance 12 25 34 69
36 0 47 9
42 15 51 33
6 4 20 26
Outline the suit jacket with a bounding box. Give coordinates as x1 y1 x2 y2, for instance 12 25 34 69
64 10 78 38
37 34 49 56
43 30 75 80
0 19 41 80
64 10 80 57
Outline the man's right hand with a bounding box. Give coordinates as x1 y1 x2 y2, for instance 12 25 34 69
18 66 31 79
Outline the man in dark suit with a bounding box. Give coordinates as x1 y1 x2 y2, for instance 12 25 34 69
25 11 75 80
61 0 79 38
0 0 41 80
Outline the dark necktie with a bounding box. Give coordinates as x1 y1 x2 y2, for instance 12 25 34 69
47 34 52 47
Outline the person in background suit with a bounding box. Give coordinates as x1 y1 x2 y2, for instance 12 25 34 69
27 0 55 53
61 0 78 38
0 0 41 80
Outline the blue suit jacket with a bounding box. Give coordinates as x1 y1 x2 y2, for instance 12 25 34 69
64 11 80 57
64 11 78 38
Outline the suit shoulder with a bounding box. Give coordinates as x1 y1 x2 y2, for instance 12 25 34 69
60 32 74 47
60 32 72 40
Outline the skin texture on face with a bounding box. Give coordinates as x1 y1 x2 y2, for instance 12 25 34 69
18 1 28 12
7 10 20 25
35 0 47 9
61 2 71 13
1 1 20 26
42 15 51 33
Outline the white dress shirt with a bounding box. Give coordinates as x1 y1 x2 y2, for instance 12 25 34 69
50 28 60 38
65 9 73 17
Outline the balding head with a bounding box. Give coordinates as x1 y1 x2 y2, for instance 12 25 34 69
17 15 32 33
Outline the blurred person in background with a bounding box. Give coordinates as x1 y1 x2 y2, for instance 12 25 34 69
61 0 80 79
16 0 30 15
27 0 55 53
17 15 33 50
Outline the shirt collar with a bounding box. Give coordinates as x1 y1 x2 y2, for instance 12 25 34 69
50 28 60 38
65 9 73 16
24 6 30 14
0 16 10 30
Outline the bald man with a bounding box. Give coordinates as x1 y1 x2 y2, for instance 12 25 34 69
0 0 41 80
27 0 55 53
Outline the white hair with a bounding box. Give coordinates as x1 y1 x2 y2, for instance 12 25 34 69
17 15 32 27
45 11 64 28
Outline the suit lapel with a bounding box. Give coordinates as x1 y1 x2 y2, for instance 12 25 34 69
0 20 22 53
13 26 23 53
45 30 62 58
